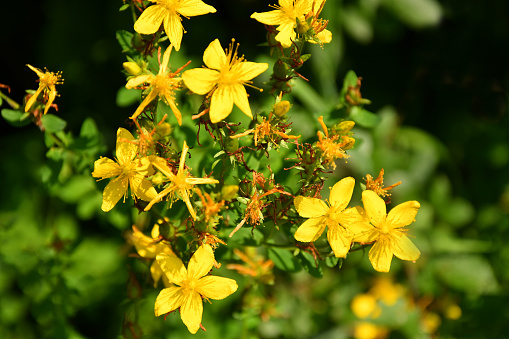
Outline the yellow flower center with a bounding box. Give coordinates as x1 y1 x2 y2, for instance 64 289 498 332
218 43 244 86
379 221 391 234
156 0 177 11
326 205 342 223
181 278 197 294
40 71 62 88
152 74 177 96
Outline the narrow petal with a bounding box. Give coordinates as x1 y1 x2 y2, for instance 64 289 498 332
101 176 128 212
92 157 122 179
25 85 44 112
187 244 215 280
130 173 158 202
116 128 137 165
130 89 158 120
27 64 45 77
182 68 219 94
179 141 189 170
180 291 203 334
327 225 352 258
392 234 420 262
164 11 184 51
43 87 57 115
154 286 185 316
294 196 328 218
203 39 227 70
178 0 216 16
329 177 355 211
125 74 154 89
160 45 173 74
134 5 166 35
195 276 238 300
294 216 327 242
231 83 252 119
166 96 182 126
368 238 393 273
180 187 197 220
231 61 269 82
150 260 164 287
186 178 219 185
209 85 234 123
156 253 187 285
362 190 387 227
251 10 285 26
386 201 420 229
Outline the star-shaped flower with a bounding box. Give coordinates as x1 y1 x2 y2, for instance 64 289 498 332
133 0 216 51
155 244 238 333
356 190 421 272
25 64 63 115
126 46 183 124
144 141 219 219
294 177 371 257
92 128 158 212
182 39 268 123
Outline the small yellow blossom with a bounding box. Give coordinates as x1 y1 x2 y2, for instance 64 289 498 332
365 168 401 200
294 177 371 258
92 128 158 212
126 46 183 123
227 248 275 285
353 322 388 339
369 276 404 306
133 0 216 51
308 0 332 45
131 225 173 287
351 294 380 319
251 0 313 48
182 39 268 123
144 140 219 219
25 64 63 115
315 116 355 169
356 190 421 272
155 244 238 333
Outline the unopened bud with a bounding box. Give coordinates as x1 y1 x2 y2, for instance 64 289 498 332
273 100 291 117
123 62 142 76
156 122 172 137
221 185 239 201
332 121 355 135
296 19 311 34
151 172 165 185
342 136 355 150
273 60 291 79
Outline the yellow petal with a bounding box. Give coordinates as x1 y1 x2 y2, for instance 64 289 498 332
154 285 185 316
101 176 128 212
178 0 216 16
126 74 154 89
315 29 332 44
182 68 219 94
163 11 184 51
179 186 197 220
209 85 234 123
392 234 420 262
187 244 215 280
251 9 285 26
160 45 172 74
134 4 166 35
294 216 327 242
327 225 352 258
294 196 328 218
196 276 238 300
150 260 164 287
27 64 45 77
362 190 387 227
130 89 158 120
130 173 158 202
186 178 219 185
116 128 137 165
203 39 227 70
180 290 203 334
43 87 57 115
168 97 182 126
275 21 297 48
230 83 252 119
25 85 43 112
329 177 355 211
92 157 122 179
156 253 187 285
132 226 171 258
179 140 189 170
231 61 269 82
368 238 393 273
386 200 420 229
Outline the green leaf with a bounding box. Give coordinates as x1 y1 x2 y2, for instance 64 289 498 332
434 255 499 295
116 87 141 107
325 256 340 268
116 30 134 53
268 247 301 273
1 109 31 127
349 106 379 128
384 0 442 29
41 114 66 133
119 3 129 11
296 251 323 278
343 70 359 89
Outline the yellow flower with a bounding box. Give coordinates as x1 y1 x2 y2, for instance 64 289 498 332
144 141 219 219
308 0 332 45
251 0 313 48
364 168 401 201
25 64 63 115
92 128 158 212
131 225 174 287
357 190 421 272
294 177 371 258
315 116 355 170
126 46 182 123
133 0 216 52
182 39 268 123
155 244 238 334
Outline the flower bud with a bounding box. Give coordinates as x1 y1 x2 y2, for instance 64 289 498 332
225 137 239 153
151 172 165 185
296 20 311 34
156 122 172 137
123 62 142 76
221 185 239 201
273 100 291 117
273 60 291 79
342 136 355 150
332 121 355 135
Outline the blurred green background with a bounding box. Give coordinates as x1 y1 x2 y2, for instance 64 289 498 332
1 0 508 338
